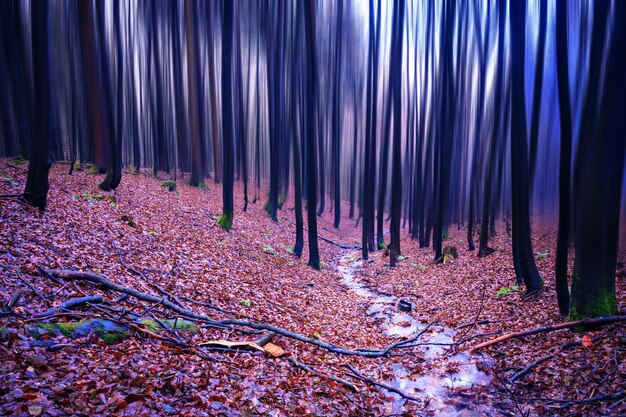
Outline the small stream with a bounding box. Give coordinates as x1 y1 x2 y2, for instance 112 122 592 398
335 253 492 416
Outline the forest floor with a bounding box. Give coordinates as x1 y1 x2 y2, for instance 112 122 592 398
1 160 625 417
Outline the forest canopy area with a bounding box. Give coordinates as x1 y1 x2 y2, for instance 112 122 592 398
1 0 625 416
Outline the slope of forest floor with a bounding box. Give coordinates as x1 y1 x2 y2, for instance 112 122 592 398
1 160 625 416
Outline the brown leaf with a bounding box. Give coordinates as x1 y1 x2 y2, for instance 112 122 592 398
263 343 285 358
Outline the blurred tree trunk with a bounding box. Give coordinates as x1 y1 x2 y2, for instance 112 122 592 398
218 0 235 231
24 0 52 211
554 0 572 317
509 0 543 293
569 2 625 320
304 0 320 270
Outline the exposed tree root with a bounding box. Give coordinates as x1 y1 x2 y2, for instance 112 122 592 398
33 295 103 318
40 268 433 357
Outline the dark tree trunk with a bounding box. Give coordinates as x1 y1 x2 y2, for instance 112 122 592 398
218 0 235 231
171 1 189 175
569 2 625 320
185 0 202 187
433 0 455 263
389 0 405 267
150 1 166 176
509 0 543 293
349 86 358 219
304 0 320 270
24 0 52 211
332 0 343 229
292 2 304 257
99 0 123 191
554 0 572 317
78 0 108 172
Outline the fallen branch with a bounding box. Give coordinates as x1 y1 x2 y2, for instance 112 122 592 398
508 337 599 383
318 235 361 250
510 354 554 382
456 319 498 330
42 268 433 357
4 290 23 310
344 363 421 402
471 315 626 352
115 247 187 309
117 247 235 316
287 356 359 393
33 295 103 318
15 271 50 304
515 390 626 406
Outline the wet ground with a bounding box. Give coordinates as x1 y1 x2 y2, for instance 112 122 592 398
335 252 493 415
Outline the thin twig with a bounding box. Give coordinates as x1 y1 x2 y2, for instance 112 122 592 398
287 356 359 393
344 363 421 403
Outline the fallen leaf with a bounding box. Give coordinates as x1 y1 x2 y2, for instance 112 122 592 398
264 343 285 358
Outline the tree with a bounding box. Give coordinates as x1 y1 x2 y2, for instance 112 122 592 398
554 0 572 316
303 0 320 270
218 0 235 231
389 0 405 267
99 0 123 191
185 0 203 188
332 0 344 229
467 0 490 251
528 0 548 194
477 0 505 258
433 0 456 263
569 1 625 320
291 2 304 257
509 0 543 294
23 0 52 211
361 0 381 260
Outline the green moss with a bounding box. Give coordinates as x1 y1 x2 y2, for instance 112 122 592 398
83 163 100 174
30 318 198 344
96 328 129 345
140 319 198 334
125 167 139 175
377 242 386 250
569 292 618 324
217 211 233 231
162 181 177 192
37 322 79 337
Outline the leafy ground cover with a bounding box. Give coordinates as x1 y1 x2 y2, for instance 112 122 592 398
1 162 625 416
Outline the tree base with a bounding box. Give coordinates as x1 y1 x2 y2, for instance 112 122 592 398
217 212 233 231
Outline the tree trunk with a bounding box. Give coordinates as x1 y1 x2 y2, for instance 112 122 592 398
218 0 235 231
569 2 625 320
554 0 572 317
304 0 320 270
24 0 52 211
509 0 543 293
